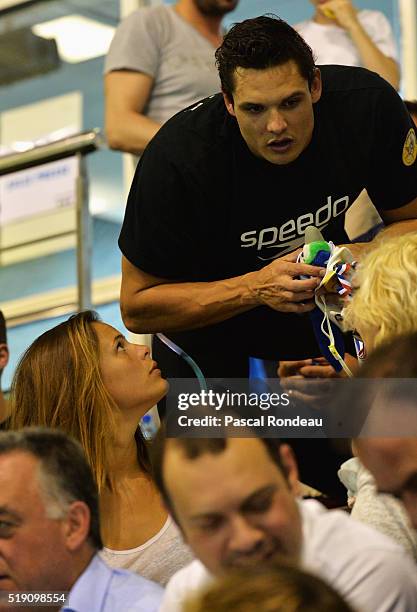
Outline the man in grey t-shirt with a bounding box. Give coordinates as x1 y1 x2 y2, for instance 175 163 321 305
104 0 239 156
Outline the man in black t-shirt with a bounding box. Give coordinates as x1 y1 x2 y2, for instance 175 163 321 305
119 15 417 379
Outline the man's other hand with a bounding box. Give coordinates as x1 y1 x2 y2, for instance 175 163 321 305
278 354 357 407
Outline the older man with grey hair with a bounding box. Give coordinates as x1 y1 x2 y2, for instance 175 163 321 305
0 427 162 611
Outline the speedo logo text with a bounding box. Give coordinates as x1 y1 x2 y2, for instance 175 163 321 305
240 194 350 260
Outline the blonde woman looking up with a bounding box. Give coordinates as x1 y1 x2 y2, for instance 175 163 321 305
9 310 192 585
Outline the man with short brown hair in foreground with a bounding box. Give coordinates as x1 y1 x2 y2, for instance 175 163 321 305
152 435 417 612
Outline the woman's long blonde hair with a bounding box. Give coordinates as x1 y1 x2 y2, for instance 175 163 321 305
10 310 150 492
343 233 417 348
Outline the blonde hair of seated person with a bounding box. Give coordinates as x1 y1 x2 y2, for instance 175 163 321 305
343 233 417 351
185 561 355 612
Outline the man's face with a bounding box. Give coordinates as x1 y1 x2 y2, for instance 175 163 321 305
164 438 303 576
223 61 321 166
355 437 417 528
194 0 238 17
0 452 72 596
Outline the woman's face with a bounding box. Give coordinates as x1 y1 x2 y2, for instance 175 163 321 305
93 322 168 414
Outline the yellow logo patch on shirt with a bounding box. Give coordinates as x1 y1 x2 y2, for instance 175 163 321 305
403 128 417 166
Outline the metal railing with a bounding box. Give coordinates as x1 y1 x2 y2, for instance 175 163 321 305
0 129 103 316
0 128 102 174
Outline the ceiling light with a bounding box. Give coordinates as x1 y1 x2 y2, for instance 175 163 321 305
32 15 115 64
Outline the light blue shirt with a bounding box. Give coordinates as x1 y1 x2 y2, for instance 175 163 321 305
62 553 163 612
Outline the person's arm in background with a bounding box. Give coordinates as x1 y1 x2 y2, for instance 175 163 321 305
319 0 400 89
104 9 165 154
105 70 161 155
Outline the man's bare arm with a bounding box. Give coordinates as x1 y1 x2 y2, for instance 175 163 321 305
105 71 161 155
378 196 417 236
342 196 417 260
120 255 325 334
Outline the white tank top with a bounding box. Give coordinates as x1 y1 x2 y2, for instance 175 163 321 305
100 515 194 586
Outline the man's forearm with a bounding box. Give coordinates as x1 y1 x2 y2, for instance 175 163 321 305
346 219 417 260
121 273 259 334
348 22 399 89
106 111 161 155
378 218 417 240
121 253 324 334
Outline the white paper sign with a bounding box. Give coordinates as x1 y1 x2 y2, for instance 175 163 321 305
0 156 78 226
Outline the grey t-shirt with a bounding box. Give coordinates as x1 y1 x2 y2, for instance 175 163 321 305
105 5 221 125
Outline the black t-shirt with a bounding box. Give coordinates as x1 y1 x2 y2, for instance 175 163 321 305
119 65 417 369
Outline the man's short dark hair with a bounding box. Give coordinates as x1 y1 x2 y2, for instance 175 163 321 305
151 431 284 520
215 15 316 99
0 311 7 346
405 100 417 117
0 427 102 549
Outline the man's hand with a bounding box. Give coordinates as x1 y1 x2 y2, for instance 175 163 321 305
319 0 358 31
247 251 325 313
278 356 338 379
278 354 358 407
